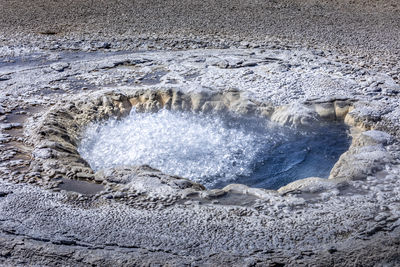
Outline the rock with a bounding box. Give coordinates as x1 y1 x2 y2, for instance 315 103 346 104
113 192 127 198
76 172 94 180
0 191 10 197
0 75 11 81
247 188 275 199
94 42 111 49
355 130 393 146
223 184 249 194
334 101 351 119
0 123 23 130
201 189 226 199
173 179 194 189
93 173 105 183
96 166 204 198
313 102 335 120
330 144 393 180
181 188 200 198
33 148 52 159
278 177 341 194
50 63 70 72
271 103 318 127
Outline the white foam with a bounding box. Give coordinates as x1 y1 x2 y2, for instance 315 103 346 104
78 109 282 188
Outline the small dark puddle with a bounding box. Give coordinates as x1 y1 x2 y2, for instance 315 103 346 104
58 178 104 195
209 192 258 206
5 106 44 124
0 50 132 73
182 192 258 207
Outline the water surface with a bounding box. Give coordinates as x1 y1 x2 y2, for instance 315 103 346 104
79 109 351 190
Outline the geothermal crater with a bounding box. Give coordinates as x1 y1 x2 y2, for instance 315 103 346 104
1 47 399 266
31 87 369 199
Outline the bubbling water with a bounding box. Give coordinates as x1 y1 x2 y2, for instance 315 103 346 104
78 109 351 189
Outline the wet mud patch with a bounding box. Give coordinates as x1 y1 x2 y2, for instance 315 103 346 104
180 192 259 206
0 106 44 182
57 178 104 195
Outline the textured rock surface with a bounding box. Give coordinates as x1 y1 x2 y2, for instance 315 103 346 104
0 33 400 266
1 0 400 57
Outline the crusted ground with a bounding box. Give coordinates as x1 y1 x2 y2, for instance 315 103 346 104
1 0 400 266
1 0 400 54
0 47 399 266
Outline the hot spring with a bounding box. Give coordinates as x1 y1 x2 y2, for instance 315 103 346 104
78 108 351 190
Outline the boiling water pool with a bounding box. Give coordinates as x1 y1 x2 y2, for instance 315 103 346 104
78 109 351 189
